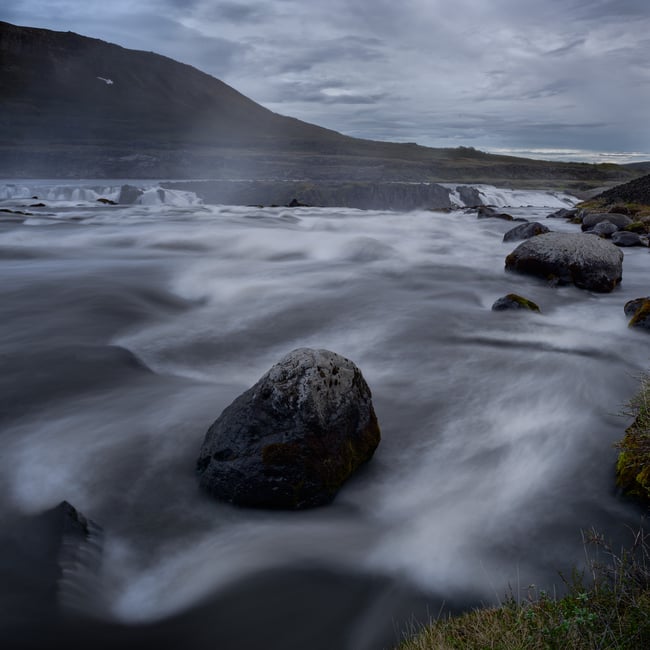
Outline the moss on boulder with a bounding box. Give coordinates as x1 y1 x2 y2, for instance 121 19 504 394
626 298 650 330
491 293 541 313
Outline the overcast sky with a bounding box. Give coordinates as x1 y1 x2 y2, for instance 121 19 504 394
3 0 649 162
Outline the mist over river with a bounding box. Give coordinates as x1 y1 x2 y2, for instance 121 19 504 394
0 181 647 649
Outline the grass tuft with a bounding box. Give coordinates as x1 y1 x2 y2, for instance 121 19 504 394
617 376 650 502
397 527 650 650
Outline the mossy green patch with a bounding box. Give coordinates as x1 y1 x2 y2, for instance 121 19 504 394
624 221 650 234
398 529 650 650
629 302 650 329
505 293 541 312
616 376 650 503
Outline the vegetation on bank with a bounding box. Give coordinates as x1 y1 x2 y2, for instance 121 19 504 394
399 376 650 650
576 200 650 230
617 376 650 502
577 174 650 228
398 528 650 650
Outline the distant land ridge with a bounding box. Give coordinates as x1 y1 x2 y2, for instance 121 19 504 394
0 20 645 188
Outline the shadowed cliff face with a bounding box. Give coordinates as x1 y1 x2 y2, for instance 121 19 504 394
0 21 342 146
0 20 644 184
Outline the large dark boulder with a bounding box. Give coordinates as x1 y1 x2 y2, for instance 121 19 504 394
196 348 381 509
505 232 623 293
502 221 550 243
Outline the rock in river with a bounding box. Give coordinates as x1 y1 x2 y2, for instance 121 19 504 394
505 232 623 293
491 293 541 313
196 348 381 509
611 231 648 247
502 221 550 243
581 212 632 231
625 297 650 331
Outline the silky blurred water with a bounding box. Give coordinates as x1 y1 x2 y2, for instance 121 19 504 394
0 183 647 635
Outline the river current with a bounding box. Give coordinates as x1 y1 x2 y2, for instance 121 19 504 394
0 181 647 648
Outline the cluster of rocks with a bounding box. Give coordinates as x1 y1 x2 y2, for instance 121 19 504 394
494 199 650 337
580 211 648 247
193 198 648 513
492 198 650 296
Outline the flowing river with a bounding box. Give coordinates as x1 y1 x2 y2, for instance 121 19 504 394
0 181 646 649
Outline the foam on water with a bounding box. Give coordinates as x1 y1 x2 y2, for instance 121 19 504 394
0 185 645 627
0 180 203 208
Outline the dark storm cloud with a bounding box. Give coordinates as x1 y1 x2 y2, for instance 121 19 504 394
271 81 388 105
544 39 587 57
2 0 649 161
196 2 273 24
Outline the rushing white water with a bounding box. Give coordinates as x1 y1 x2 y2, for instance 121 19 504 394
441 183 578 208
0 180 202 207
0 183 645 644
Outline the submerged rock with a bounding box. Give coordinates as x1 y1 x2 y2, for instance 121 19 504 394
491 293 541 313
477 206 513 221
0 500 103 637
626 298 650 331
624 297 650 318
287 197 309 207
502 221 550 243
196 348 381 509
591 220 619 238
611 231 647 247
505 232 623 293
546 207 577 219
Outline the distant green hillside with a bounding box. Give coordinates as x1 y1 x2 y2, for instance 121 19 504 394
0 20 646 186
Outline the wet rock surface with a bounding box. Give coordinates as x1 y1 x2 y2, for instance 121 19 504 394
491 293 541 312
581 212 633 231
626 298 650 331
611 231 647 247
196 348 381 509
0 501 103 644
502 221 550 242
505 232 623 293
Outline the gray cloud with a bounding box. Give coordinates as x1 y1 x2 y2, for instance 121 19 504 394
1 0 649 160
196 2 273 24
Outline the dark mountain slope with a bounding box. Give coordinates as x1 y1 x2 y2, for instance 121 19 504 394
0 21 645 185
0 20 346 148
594 174 650 205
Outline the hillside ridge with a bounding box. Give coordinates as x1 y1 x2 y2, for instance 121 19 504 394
0 20 645 185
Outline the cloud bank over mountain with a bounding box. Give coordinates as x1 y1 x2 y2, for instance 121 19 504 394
2 0 649 162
